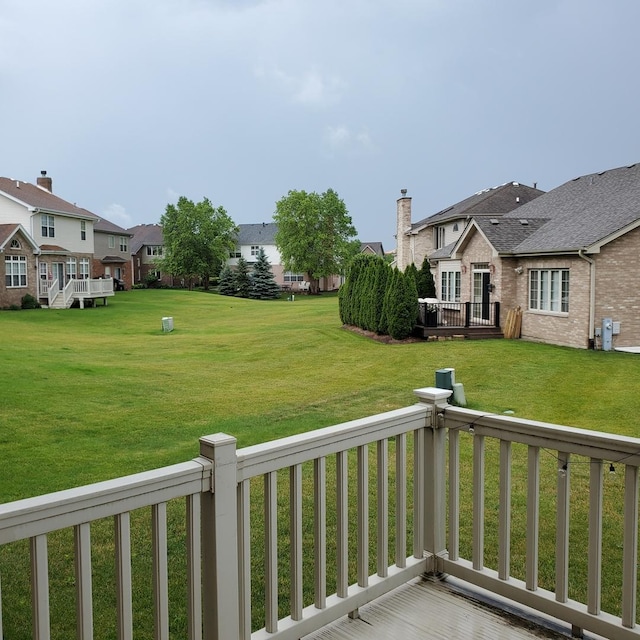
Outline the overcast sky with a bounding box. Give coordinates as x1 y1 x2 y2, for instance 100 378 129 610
2 0 639 251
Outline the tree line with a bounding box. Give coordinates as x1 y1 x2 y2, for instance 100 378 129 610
339 255 435 340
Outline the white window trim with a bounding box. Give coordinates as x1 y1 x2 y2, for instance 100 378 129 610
5 255 27 288
529 268 569 314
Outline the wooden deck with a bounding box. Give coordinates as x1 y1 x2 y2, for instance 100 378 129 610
305 577 607 640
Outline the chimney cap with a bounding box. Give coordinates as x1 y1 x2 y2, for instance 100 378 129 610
41 170 47 176
400 188 408 196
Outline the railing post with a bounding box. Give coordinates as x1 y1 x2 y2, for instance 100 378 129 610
494 301 501 328
414 387 453 576
464 302 471 327
199 434 240 640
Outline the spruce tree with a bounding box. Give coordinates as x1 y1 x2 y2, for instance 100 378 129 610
218 264 236 296
235 257 251 298
373 260 390 334
387 270 416 340
250 248 281 299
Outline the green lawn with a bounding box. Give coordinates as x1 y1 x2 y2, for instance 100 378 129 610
2 290 640 637
1 288 640 502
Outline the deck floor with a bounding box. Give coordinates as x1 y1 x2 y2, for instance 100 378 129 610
304 577 605 640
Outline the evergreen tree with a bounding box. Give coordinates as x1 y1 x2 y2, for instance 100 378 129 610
218 264 236 296
416 256 436 298
379 267 398 337
386 270 417 340
250 248 281 299
235 257 251 298
373 260 391 334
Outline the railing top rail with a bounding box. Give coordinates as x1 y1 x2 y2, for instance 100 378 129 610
441 405 640 464
235 404 430 481
0 459 211 544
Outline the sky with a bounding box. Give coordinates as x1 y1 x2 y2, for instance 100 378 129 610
2 0 639 252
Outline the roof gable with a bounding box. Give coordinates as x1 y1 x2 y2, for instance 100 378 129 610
0 177 99 220
0 223 40 252
128 224 164 253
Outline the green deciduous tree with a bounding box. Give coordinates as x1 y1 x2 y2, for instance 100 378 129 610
160 196 238 289
250 248 281 300
274 188 360 294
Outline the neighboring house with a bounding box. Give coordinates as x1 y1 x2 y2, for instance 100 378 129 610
395 182 544 272
0 172 114 308
435 162 640 349
129 224 175 287
360 242 385 258
93 218 133 289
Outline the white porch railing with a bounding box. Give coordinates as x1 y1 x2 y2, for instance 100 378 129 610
1 388 640 639
38 277 115 308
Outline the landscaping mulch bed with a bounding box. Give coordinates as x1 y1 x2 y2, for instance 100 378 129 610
342 325 422 344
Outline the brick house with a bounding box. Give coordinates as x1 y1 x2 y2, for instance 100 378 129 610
93 218 133 289
395 182 544 272
129 224 176 287
437 163 640 349
0 172 113 308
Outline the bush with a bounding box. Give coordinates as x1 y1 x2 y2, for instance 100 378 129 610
21 294 40 309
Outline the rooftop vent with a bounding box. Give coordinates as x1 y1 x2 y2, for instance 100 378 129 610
400 188 408 196
490 218 500 225
519 219 529 225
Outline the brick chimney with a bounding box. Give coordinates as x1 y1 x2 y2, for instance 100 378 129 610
396 189 412 271
37 170 52 192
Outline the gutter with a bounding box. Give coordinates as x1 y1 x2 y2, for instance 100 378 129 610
578 249 595 341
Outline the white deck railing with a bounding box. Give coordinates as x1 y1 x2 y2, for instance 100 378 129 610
38 277 115 308
1 388 640 639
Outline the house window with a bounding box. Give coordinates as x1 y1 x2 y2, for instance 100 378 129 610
529 269 569 312
108 235 115 248
119 237 128 252
284 272 304 282
41 214 55 238
66 257 77 279
40 263 48 280
146 246 163 256
10 239 21 249
441 271 461 302
5 255 27 287
79 258 90 280
434 226 446 249
81 221 86 240
251 245 260 257
229 250 241 258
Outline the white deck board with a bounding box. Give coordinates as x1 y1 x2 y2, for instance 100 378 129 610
304 577 605 640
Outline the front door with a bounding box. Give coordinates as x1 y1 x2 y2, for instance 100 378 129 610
53 263 65 290
473 271 490 321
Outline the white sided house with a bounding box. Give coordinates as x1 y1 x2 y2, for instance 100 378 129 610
0 172 114 308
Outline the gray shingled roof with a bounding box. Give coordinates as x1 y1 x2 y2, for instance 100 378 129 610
360 242 385 257
502 163 640 253
237 223 277 245
473 218 549 253
128 224 164 254
94 217 132 235
0 177 99 219
411 182 544 230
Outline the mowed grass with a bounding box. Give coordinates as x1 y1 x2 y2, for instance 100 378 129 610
2 290 640 637
2 288 640 502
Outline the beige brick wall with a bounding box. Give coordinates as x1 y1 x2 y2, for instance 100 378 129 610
0 233 38 308
593 226 640 348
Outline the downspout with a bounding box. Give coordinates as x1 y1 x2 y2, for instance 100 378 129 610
578 249 595 345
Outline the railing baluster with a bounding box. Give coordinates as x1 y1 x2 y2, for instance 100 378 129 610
237 480 251 640
413 428 425 558
74 523 93 640
336 451 348 598
264 471 278 633
314 457 326 609
30 534 50 640
555 452 570 603
357 444 369 587
377 439 388 577
115 512 133 640
152 502 169 639
498 439 511 580
186 493 202 640
621 464 638 628
526 446 540 591
587 459 603 616
395 433 407 568
290 464 303 620
472 434 485 571
448 427 460 562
